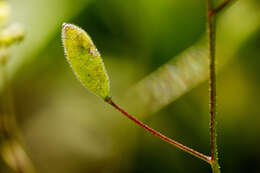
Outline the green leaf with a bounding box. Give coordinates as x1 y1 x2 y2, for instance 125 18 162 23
62 23 110 100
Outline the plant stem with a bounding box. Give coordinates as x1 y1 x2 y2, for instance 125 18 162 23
207 0 220 172
213 0 235 14
105 97 211 163
0 61 35 173
211 161 221 173
207 0 217 161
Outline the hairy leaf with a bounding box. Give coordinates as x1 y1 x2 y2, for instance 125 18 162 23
62 23 110 99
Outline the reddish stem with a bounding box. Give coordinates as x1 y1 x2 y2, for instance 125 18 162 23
105 98 211 163
207 0 218 163
213 0 233 14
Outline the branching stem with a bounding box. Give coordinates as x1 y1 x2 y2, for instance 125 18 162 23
103 0 234 172
206 0 228 172
213 0 235 14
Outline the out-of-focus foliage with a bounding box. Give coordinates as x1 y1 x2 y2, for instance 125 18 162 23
0 1 37 172
0 1 9 22
0 0 260 173
128 0 260 116
0 24 24 47
8 0 89 77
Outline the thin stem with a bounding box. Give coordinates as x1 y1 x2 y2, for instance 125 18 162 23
207 0 220 173
207 0 218 162
213 0 235 14
211 161 221 173
105 97 211 163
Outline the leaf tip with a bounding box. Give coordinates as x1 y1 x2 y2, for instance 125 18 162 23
61 23 73 40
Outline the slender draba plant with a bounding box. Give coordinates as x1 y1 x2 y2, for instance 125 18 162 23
62 1 235 172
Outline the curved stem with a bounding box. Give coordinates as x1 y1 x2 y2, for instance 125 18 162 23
105 98 211 163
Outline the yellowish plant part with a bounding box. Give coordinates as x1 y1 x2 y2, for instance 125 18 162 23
62 23 110 99
0 1 10 23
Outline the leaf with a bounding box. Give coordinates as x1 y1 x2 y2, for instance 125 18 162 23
62 23 110 100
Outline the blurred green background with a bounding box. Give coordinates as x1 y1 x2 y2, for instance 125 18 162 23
1 0 260 172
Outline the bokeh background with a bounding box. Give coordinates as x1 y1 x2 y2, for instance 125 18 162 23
0 0 260 172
